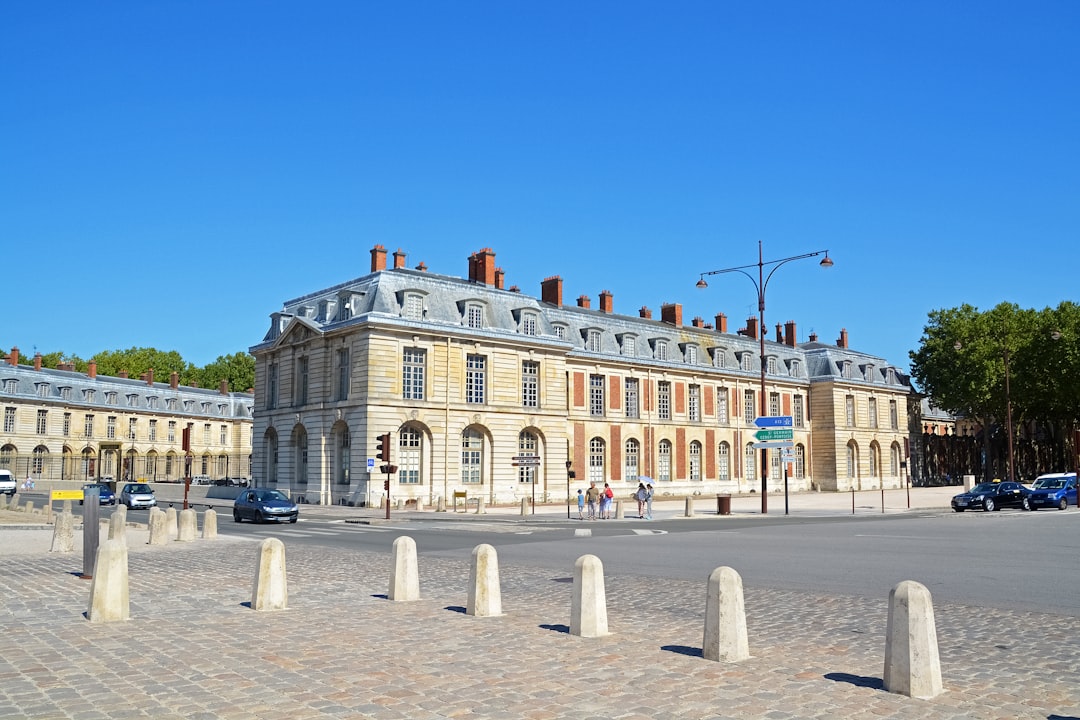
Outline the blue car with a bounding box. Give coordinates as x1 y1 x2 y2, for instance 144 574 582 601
79 482 116 505
233 488 299 523
1027 473 1077 511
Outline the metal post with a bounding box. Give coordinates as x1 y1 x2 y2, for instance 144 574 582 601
81 487 100 579
783 462 789 515
758 242 768 514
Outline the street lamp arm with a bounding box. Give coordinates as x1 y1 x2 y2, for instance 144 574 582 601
697 249 832 292
762 249 831 295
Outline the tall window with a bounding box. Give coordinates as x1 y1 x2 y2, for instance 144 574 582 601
107 416 117 440
466 303 484 329
622 336 636 357
870 443 880 477
717 389 728 424
267 363 278 410
403 349 426 400
889 400 899 430
4 407 15 433
335 348 350 401
589 374 605 416
295 357 309 406
128 418 137 440
32 446 46 475
461 429 483 483
624 439 640 482
795 445 806 479
149 419 157 442
713 349 726 368
744 443 756 482
404 293 424 320
625 379 640 419
588 437 606 484
769 392 780 416
586 329 601 352
891 443 901 477
770 448 780 480
655 340 668 361
168 421 176 443
793 395 805 427
63 413 71 437
740 353 753 371
767 357 777 374
847 443 858 480
743 389 755 424
658 382 671 420
658 440 671 481
522 361 539 408
84 415 94 439
220 425 228 445
718 442 730 481
517 431 538 484
685 345 698 364
36 409 47 435
689 441 701 481
466 355 486 404
521 312 537 336
400 429 421 484
868 397 878 428
846 396 856 426
688 385 700 422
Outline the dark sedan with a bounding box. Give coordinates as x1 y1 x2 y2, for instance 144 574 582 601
79 483 116 505
233 489 299 523
951 481 1031 512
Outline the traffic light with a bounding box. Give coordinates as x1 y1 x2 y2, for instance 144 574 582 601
376 433 391 462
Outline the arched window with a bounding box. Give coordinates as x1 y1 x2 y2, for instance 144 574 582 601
400 427 421 484
32 445 48 476
795 444 806 479
291 426 308 490
624 438 640 482
689 441 701 481
146 451 158 481
265 429 278 486
517 430 538 484
847 442 859 481
718 442 730 481
870 442 881 478
588 437 605 484
657 440 672 481
744 443 756 482
890 442 902 478
461 428 483 484
336 423 351 485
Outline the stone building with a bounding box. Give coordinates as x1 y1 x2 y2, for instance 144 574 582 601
250 245 913 506
0 349 254 484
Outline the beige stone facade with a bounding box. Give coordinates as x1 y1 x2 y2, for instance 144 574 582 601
251 246 913 507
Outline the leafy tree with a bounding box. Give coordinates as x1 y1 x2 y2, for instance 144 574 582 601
90 347 197 384
196 352 256 394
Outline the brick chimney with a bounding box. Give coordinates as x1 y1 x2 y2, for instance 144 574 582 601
469 248 496 285
808 331 819 343
169 371 179 389
219 379 229 395
745 317 759 340
661 303 682 327
7 347 18 366
509 285 520 293
775 324 784 343
599 290 613 314
639 306 652 319
784 320 797 347
118 370 129 379
146 368 154 386
692 317 705 328
837 328 849 348
32 352 42 370
415 262 427 272
88 361 97 379
494 268 505 290
714 313 727 333
541 276 563 306
370 244 387 272
576 294 591 309
393 248 407 268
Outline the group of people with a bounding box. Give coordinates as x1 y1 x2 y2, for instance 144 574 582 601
577 480 653 520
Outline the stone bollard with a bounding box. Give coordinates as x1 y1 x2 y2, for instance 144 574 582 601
203 509 218 539
571 554 609 638
684 496 695 518
436 495 446 512
23 500 35 514
884 580 943 699
50 511 76 553
396 498 404 510
0 493 7 510
9 493 20 510
388 535 420 601
615 499 625 519
177 508 197 542
251 537 288 611
702 566 749 662
415 497 424 512
467 543 502 617
164 506 178 540
147 508 168 545
379 496 386 510
108 510 127 546
87 539 130 623
520 497 529 516
475 497 486 515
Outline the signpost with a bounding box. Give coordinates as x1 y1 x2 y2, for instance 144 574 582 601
754 416 794 514
511 456 541 514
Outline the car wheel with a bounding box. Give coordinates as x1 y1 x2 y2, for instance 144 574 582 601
953 507 964 512
1059 498 1068 511
984 498 996 512
289 517 298 523
1022 497 1032 511
233 509 242 523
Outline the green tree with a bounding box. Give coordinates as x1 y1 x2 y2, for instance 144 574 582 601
196 352 256 394
90 347 197 385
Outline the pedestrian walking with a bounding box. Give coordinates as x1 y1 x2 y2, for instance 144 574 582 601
645 483 654 520
585 482 600 520
577 489 585 520
602 482 614 519
635 482 647 518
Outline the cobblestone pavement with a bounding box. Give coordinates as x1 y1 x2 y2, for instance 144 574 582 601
1 489 1079 719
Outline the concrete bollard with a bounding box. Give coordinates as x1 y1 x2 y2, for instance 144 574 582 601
884 580 943 699
615 499 624 519
467 543 502 617
108 510 127 546
475 497 486 515
436 495 446 512
684 496 695 517
388 535 420 601
50 511 76 553
23 500 35 514
702 566 749 662
147 508 168 545
251 537 288 611
177 508 197 542
520 497 529 516
203 509 218 539
415 497 424 512
396 498 404 510
0 493 7 510
571 554 609 638
9 493 20 510
87 539 130 623
164 506 178 540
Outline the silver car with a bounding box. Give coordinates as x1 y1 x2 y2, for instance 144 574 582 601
119 483 156 509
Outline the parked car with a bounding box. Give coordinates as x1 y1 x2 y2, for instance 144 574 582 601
951 481 1031 512
191 475 212 485
233 489 299 524
119 483 157 509
79 483 117 506
1026 472 1077 511
0 469 15 496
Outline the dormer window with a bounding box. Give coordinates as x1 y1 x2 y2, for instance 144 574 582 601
126 394 139 407
864 364 875 382
36 383 50 398
653 339 669 361
886 367 896 384
2 379 16 393
521 311 538 336
766 357 777 375
457 300 486 329
183 400 194 412
789 359 802 378
711 348 727 368
583 328 602 352
684 345 698 365
842 361 853 378
740 352 753 371
147 396 158 409
105 392 117 405
403 292 425 320
621 335 637 357
553 324 568 340
60 386 72 400
84 389 95 402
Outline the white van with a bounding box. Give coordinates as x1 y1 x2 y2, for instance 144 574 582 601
0 469 16 496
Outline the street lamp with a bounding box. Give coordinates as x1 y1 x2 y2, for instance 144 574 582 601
565 460 574 519
697 241 833 514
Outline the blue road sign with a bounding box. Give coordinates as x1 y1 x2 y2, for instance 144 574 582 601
367 458 376 469
754 415 793 428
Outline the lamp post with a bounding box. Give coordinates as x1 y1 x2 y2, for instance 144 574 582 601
697 241 833 514
565 460 574 519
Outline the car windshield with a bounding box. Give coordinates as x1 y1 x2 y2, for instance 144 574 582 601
128 484 152 493
1038 479 1066 490
970 483 998 494
253 490 288 502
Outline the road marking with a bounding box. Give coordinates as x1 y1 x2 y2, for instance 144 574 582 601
574 529 591 537
631 529 669 535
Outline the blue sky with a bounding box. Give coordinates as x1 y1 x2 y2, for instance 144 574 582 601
3 2 1077 381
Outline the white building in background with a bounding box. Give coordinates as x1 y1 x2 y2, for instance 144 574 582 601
250 245 913 506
